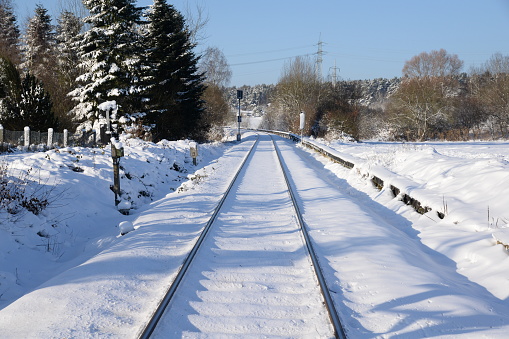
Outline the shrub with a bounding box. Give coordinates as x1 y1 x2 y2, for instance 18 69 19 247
0 162 52 220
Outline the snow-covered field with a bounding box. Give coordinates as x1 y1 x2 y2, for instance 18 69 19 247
309 138 509 301
1 131 509 337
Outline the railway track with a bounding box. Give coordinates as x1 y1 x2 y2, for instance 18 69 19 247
138 134 347 338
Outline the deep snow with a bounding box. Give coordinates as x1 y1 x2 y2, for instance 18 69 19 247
1 131 509 337
307 138 509 301
0 136 229 311
278 138 509 337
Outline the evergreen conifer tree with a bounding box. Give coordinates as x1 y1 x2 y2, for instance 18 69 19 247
18 72 55 130
0 56 22 129
54 11 83 129
69 0 144 131
0 62 54 131
21 4 55 78
56 11 82 88
144 0 205 140
0 0 20 63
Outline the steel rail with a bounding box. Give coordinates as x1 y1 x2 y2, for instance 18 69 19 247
271 135 348 339
137 137 260 339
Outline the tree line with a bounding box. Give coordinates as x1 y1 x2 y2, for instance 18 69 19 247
262 49 509 141
3 0 506 143
0 0 230 142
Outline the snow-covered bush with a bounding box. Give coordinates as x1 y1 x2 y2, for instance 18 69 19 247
0 162 53 220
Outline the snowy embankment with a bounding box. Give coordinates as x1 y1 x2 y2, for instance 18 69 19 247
0 136 228 312
306 138 509 300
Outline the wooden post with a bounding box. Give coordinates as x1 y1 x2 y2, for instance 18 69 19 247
110 140 124 206
111 143 120 206
113 158 121 205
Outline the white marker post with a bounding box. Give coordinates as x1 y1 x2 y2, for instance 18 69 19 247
299 111 305 144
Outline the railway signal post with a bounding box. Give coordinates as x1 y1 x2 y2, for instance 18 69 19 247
237 90 243 141
111 139 124 206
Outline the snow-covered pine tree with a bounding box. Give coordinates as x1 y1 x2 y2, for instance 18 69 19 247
56 11 82 88
0 0 20 64
21 4 56 79
0 64 54 131
18 72 55 130
144 0 205 141
54 11 83 129
69 0 144 132
0 56 22 129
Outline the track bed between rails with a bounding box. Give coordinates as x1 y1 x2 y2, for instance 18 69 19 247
149 136 335 337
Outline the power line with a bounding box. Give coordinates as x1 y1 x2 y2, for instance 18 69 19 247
328 52 403 63
227 45 314 58
230 54 313 67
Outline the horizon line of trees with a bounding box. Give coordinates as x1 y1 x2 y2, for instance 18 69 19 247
0 0 227 142
2 0 507 143
262 49 509 142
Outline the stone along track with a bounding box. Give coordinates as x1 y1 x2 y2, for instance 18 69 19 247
139 134 347 338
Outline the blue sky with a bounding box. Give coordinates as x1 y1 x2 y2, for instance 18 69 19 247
15 0 509 86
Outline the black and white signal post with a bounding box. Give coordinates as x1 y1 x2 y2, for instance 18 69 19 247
236 90 243 141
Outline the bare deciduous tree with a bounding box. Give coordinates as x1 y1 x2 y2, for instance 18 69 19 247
199 46 231 88
470 53 509 138
388 77 452 140
389 49 464 140
201 84 231 140
183 1 209 44
451 95 486 140
318 82 361 140
266 56 320 133
199 47 231 140
403 48 463 78
57 0 89 21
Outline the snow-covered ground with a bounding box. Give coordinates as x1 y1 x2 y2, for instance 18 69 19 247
152 137 334 337
1 131 509 337
278 138 509 337
0 136 229 311
307 138 509 301
244 114 263 130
